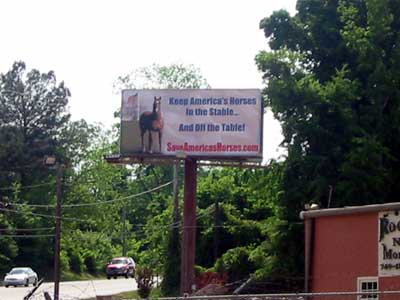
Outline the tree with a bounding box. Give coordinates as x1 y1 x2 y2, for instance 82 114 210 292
0 61 70 184
114 63 209 91
0 61 71 274
256 0 400 276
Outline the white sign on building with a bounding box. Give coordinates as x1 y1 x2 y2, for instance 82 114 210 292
379 210 400 276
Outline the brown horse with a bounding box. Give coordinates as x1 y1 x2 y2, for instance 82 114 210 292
139 96 164 153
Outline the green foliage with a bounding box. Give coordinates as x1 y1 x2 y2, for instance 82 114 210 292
69 251 83 274
60 250 70 273
135 266 155 299
215 246 255 282
0 61 71 275
161 226 180 296
256 0 400 277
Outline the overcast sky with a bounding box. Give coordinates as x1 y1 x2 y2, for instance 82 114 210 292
0 0 296 161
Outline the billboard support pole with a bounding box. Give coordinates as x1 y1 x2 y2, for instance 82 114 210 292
180 158 197 295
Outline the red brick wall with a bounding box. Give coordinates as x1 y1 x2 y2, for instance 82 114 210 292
311 213 378 293
380 276 400 299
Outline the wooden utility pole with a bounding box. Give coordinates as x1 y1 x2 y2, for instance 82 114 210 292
180 159 197 294
213 198 219 261
54 163 64 300
122 204 127 256
173 162 180 225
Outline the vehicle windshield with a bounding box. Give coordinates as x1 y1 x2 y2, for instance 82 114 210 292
10 269 27 275
111 259 127 264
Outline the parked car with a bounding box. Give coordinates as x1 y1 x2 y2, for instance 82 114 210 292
3 267 38 288
106 257 135 279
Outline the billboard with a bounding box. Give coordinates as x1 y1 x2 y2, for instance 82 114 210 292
120 89 263 160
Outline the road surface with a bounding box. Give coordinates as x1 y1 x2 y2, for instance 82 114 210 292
0 278 137 300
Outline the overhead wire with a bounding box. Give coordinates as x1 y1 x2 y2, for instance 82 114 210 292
0 181 55 191
0 227 55 231
0 234 55 238
5 180 173 208
0 207 86 222
63 180 173 207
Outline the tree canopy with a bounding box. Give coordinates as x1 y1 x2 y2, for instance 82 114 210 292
256 0 400 276
257 0 400 209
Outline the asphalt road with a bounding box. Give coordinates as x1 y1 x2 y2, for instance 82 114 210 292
0 278 137 300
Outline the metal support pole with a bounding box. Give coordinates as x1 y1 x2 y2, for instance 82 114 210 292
54 163 64 300
180 158 197 295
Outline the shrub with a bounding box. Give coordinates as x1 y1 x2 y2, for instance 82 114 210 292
136 266 155 298
69 251 83 274
84 256 97 274
214 247 255 281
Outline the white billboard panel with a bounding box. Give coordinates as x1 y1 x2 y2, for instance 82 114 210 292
120 89 262 160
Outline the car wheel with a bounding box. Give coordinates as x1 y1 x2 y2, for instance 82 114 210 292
107 276 111 279
24 279 29 287
5 285 9 288
113 276 117 279
33 278 38 286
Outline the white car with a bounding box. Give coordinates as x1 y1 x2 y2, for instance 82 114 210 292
3 267 38 287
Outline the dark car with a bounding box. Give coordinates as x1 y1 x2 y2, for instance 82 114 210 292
106 257 135 279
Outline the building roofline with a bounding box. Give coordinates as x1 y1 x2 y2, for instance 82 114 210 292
300 202 400 220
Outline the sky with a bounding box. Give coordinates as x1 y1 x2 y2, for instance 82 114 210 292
0 0 296 161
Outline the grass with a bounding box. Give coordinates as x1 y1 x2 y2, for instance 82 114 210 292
83 290 139 300
61 270 105 281
83 287 162 300
86 290 139 300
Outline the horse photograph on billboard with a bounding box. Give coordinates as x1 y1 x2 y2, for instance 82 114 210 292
139 96 164 153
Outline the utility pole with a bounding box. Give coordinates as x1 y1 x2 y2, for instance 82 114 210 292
180 159 197 294
213 198 219 261
54 163 64 300
122 204 127 256
173 161 179 225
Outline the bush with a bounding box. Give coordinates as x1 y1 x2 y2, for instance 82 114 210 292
214 247 255 282
84 256 97 274
69 251 83 274
161 228 180 296
60 250 70 273
136 266 155 298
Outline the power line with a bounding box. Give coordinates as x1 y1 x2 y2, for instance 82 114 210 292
0 227 54 231
0 207 86 222
64 180 173 207
0 181 55 191
6 180 173 208
0 234 55 238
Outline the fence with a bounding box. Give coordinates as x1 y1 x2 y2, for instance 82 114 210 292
146 292 400 300
21 290 400 300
